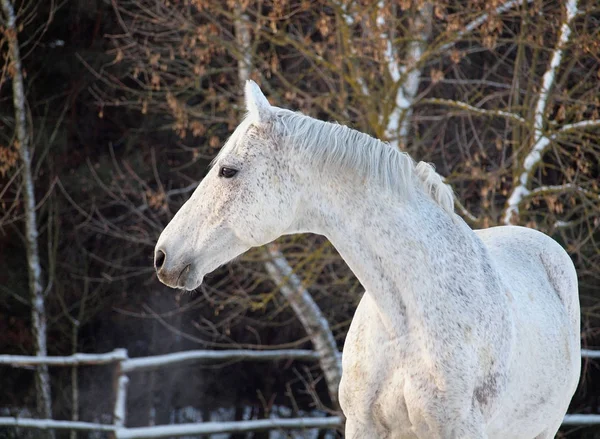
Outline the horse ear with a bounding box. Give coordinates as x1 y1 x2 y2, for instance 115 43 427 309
245 80 271 121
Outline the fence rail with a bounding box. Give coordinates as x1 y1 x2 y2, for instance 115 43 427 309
0 350 128 367
1 348 600 436
0 418 117 432
581 349 600 359
120 348 321 372
117 418 344 439
0 417 344 438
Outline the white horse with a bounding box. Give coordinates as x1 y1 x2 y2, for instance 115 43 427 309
155 81 581 439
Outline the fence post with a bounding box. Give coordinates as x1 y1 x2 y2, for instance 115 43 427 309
112 349 129 438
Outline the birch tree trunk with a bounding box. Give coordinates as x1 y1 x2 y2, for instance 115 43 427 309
264 247 342 408
379 2 432 149
233 8 343 410
502 0 581 224
0 0 53 434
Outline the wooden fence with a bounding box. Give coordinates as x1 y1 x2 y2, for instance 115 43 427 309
0 348 599 437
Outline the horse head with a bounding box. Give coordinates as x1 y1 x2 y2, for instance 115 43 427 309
154 81 306 289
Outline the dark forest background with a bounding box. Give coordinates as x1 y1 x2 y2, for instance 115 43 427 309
0 0 599 437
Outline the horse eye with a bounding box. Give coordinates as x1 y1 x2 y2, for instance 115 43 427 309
219 167 238 178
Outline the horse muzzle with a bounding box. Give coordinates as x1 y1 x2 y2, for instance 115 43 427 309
154 248 192 289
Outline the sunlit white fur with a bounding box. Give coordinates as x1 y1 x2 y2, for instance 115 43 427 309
156 80 581 439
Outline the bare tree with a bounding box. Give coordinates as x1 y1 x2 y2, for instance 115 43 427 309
0 0 53 434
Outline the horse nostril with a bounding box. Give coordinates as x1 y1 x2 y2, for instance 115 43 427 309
155 249 166 271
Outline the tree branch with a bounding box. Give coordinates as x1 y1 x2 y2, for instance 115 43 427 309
382 0 530 148
527 183 599 200
502 0 580 225
558 119 600 134
437 0 532 53
420 98 526 124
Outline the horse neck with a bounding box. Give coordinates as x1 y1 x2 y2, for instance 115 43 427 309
303 177 481 336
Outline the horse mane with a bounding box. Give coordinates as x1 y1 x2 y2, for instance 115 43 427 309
273 109 455 215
